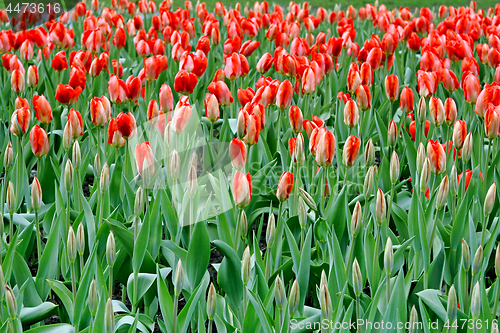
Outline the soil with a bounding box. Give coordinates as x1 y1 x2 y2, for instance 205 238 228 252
82 176 94 198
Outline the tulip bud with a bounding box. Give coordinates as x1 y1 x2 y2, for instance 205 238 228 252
492 323 499 333
63 122 73 151
6 181 15 216
365 138 375 167
170 149 180 181
471 282 480 320
472 245 483 276
100 162 110 194
239 210 248 240
384 237 393 276
420 158 431 193
462 239 470 271
105 297 115 333
72 140 81 169
352 258 363 297
266 214 275 246
351 201 362 238
164 122 173 148
237 110 247 138
189 151 198 172
409 305 418 333
64 159 74 193
207 282 217 320
484 183 496 217
496 243 500 279
174 259 184 296
450 165 458 197
363 166 375 199
67 227 77 264
375 188 386 225
447 285 457 322
274 275 286 310
387 120 397 147
298 187 317 211
390 151 399 185
417 96 427 122
4 142 13 170
31 177 42 212
320 270 328 287
241 246 251 285
295 133 305 165
106 232 116 268
416 142 425 173
188 164 197 198
436 175 449 210
135 186 144 216
76 222 85 256
89 279 98 317
5 285 17 320
319 283 332 320
298 197 307 229
462 133 473 162
94 153 101 178
288 279 300 317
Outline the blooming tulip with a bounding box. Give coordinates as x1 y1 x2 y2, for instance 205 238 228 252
229 138 247 171
233 171 252 208
30 125 49 158
276 171 294 202
33 95 52 125
343 135 361 167
427 139 446 174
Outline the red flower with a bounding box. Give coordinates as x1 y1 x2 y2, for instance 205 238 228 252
174 70 198 95
115 112 137 139
135 142 155 176
30 125 49 158
55 84 82 105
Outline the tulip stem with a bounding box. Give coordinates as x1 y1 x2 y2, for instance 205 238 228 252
345 235 356 278
208 319 213 333
233 206 240 250
109 266 114 299
356 296 361 322
35 211 41 264
493 278 500 319
9 213 13 244
98 191 104 229
172 295 178 333
71 262 77 303
386 274 391 305
124 140 129 181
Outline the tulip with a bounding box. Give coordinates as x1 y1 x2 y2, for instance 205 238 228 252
352 258 363 296
417 96 427 122
4 142 13 170
126 76 142 101
444 98 457 126
233 171 252 208
462 72 481 105
453 120 467 149
347 64 361 93
429 96 444 128
276 80 293 110
135 142 154 177
11 69 25 94
360 62 373 86
356 84 371 111
115 112 137 140
385 74 399 102
387 120 397 147
32 95 53 125
52 51 68 72
436 175 449 210
365 139 375 167
108 75 129 104
462 133 473 162
315 130 336 167
243 114 261 146
172 102 192 134
229 138 247 171
344 99 359 129
256 53 274 73
276 171 294 202
302 67 316 95
484 183 496 217
294 133 305 165
90 97 110 127
188 164 197 198
159 84 174 113
67 108 83 139
241 246 251 285
399 87 414 113
237 87 255 107
427 140 446 175
207 81 233 106
147 100 160 123
108 118 126 148
485 105 500 139
375 188 386 225
27 65 39 88
55 84 82 105
289 106 303 134
30 125 49 158
174 70 198 95
416 70 438 98
205 94 219 123
10 107 30 137
343 135 361 168
390 151 400 185
144 55 169 81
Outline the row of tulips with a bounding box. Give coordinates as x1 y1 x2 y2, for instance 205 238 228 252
1 0 500 332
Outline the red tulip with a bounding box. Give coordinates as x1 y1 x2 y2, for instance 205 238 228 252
33 95 52 125
416 70 438 98
302 67 316 95
205 93 219 122
116 112 137 139
453 120 467 149
232 171 252 208
174 70 198 95
485 104 500 139
67 108 83 139
344 99 359 129
243 113 261 146
384 74 399 102
315 130 336 167
108 118 126 148
180 50 207 77
475 83 500 119
289 105 303 134
276 79 293 110
360 62 373 86
458 170 482 193
439 68 459 92
159 84 174 113
444 98 457 126
276 171 294 202
10 107 30 137
108 75 129 104
240 40 260 57
207 81 233 106
224 53 242 81
144 55 168 81
135 142 155 176
462 72 481 105
427 139 446 174
229 138 247 171
172 100 192 133
429 96 444 127
113 28 127 49
30 125 49 158
15 97 29 110
400 86 414 113
237 87 255 107
355 84 371 111
55 84 82 105
256 53 274 73
126 75 142 101
11 70 25 94
409 120 430 141
52 51 68 72
27 65 39 88
147 100 160 122
343 135 361 167
136 40 151 57
90 97 110 127
68 66 87 91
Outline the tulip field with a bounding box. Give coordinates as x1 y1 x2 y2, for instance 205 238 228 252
2 0 500 332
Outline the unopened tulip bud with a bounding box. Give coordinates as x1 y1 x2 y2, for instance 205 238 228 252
447 285 457 322
387 120 397 147
462 239 470 271
164 122 173 148
94 153 101 177
319 283 332 320
384 237 393 275
298 197 307 229
266 214 275 246
363 166 375 199
496 243 500 279
462 133 473 162
288 279 300 317
89 279 98 317
274 275 286 310
237 110 247 138
484 183 496 217
64 160 74 193
189 151 198 172
352 258 363 297
320 270 328 287
351 201 362 237
207 282 217 320
135 186 144 216
170 149 180 181
390 151 399 185
174 259 184 296
409 305 418 333
420 158 430 193
188 164 197 198
417 96 427 122
100 162 110 194
72 140 81 169
105 297 114 333
76 222 85 256
492 324 499 333
416 142 425 173
4 142 13 170
242 246 251 285
6 181 15 215
67 227 77 264
375 189 386 225
298 187 317 211
365 138 375 167
63 122 73 152
472 245 483 276
239 210 248 240
450 165 458 197
106 232 116 268
31 177 42 212
471 282 480 320
5 285 17 320
295 133 305 165
436 175 449 210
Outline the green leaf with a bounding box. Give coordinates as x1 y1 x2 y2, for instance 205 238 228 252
20 302 58 327
213 240 243 315
127 273 157 306
186 221 210 290
178 273 210 333
24 324 75 333
46 279 74 323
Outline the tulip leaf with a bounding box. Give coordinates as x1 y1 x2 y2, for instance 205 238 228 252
127 273 157 306
46 279 74 323
213 239 243 314
186 221 210 290
24 324 75 333
20 302 58 327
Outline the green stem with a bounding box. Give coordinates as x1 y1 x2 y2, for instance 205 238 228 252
493 278 499 319
243 285 247 315
278 309 283 333
9 213 13 244
173 296 178 333
208 319 213 333
356 296 361 322
79 253 84 282
35 211 41 264
464 272 469 315
386 274 391 305
132 269 137 313
124 140 129 180
71 262 77 303
346 236 357 278
109 266 113 299
98 191 104 229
